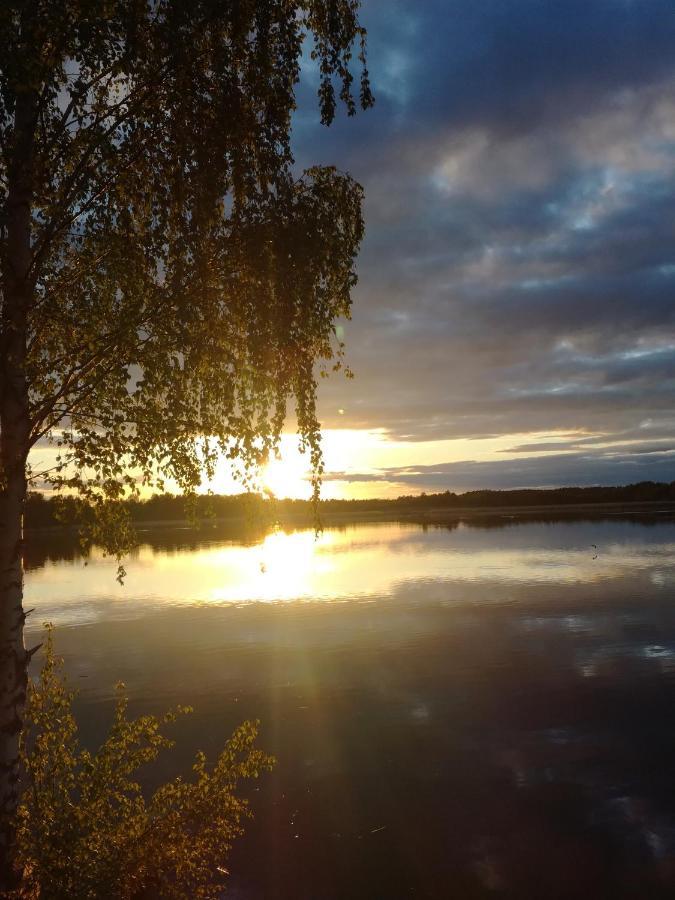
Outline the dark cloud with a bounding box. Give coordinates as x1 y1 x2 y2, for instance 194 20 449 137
324 450 675 493
293 0 675 489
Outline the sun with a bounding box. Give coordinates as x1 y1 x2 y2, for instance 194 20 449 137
261 448 313 499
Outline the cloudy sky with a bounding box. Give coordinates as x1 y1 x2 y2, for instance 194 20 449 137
259 0 675 499
35 1 673 500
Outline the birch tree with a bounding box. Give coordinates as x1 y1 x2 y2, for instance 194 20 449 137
0 0 372 878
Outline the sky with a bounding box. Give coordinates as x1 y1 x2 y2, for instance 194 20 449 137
30 1 675 501
260 0 675 499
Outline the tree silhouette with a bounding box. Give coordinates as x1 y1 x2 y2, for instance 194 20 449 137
0 0 372 877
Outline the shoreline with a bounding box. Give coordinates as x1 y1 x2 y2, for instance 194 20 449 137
25 499 675 537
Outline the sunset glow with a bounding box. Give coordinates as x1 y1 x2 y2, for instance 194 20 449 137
193 427 600 500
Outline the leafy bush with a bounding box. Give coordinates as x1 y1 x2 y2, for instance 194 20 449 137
12 629 274 898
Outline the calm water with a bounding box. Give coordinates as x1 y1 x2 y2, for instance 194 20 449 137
24 513 675 898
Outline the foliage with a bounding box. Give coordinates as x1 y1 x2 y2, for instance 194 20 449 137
0 0 373 550
23 481 675 531
12 629 274 899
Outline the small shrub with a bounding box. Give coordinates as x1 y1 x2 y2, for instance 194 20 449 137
12 629 274 899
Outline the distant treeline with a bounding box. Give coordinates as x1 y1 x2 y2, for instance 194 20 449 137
385 481 675 509
24 481 675 528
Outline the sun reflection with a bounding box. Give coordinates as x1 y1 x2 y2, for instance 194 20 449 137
23 521 675 627
209 528 336 603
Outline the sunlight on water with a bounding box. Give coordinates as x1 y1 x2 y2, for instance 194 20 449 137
22 515 675 900
25 519 675 627
207 529 339 603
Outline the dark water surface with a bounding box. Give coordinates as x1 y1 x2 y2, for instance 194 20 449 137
24 514 675 898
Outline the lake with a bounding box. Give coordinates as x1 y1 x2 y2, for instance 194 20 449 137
24 512 675 898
